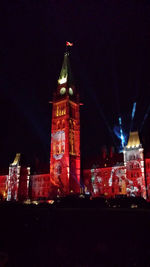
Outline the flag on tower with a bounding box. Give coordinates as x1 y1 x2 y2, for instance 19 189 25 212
66 41 73 47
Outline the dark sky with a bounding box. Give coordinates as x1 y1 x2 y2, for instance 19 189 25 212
1 0 150 169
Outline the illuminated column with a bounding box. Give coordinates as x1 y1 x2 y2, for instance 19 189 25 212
7 167 12 201
27 167 30 199
16 166 21 200
7 153 21 201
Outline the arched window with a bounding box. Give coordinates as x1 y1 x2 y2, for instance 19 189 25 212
61 106 66 116
62 120 65 129
57 121 60 130
56 106 59 117
58 107 61 116
61 106 64 115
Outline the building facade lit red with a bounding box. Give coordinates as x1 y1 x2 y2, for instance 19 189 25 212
49 52 80 196
84 132 148 199
0 51 150 201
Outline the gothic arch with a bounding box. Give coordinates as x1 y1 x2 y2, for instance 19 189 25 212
57 121 61 130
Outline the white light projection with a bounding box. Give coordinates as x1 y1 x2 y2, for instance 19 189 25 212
52 130 65 160
108 166 127 195
91 168 104 195
126 159 146 198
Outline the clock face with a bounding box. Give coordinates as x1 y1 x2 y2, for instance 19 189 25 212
60 87 66 95
69 87 73 95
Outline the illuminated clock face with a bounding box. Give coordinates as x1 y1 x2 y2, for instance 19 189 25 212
60 87 66 95
69 87 73 95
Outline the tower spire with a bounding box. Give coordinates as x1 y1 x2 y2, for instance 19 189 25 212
50 48 80 196
58 51 74 87
55 45 78 100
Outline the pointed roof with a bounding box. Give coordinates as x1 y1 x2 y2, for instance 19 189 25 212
11 153 21 166
126 131 141 148
58 52 74 87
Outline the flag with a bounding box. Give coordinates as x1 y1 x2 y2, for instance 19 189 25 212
66 41 73 47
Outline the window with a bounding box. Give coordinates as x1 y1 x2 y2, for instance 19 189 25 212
62 120 65 129
56 106 59 116
57 121 61 129
62 106 66 115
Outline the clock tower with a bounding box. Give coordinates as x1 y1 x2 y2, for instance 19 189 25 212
50 52 80 195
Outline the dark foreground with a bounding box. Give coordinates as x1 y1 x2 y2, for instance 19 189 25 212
0 200 150 267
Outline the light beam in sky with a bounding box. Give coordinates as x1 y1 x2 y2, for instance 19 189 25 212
113 117 127 152
129 102 137 132
131 102 136 120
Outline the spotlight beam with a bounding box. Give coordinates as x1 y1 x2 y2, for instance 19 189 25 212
129 102 136 132
119 116 125 148
74 56 118 148
131 102 136 120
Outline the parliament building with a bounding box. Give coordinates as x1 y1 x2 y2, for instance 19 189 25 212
1 52 150 201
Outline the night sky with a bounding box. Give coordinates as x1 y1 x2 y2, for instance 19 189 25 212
1 1 150 170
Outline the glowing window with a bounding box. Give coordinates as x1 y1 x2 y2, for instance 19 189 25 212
62 106 66 115
59 107 62 116
56 106 59 117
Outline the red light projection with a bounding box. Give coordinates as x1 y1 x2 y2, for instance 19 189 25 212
50 52 80 196
0 175 7 200
84 163 146 199
84 166 126 198
84 133 147 199
145 158 150 198
31 174 50 200
50 100 80 195
18 167 30 201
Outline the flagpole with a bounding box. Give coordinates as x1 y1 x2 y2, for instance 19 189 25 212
66 41 73 54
